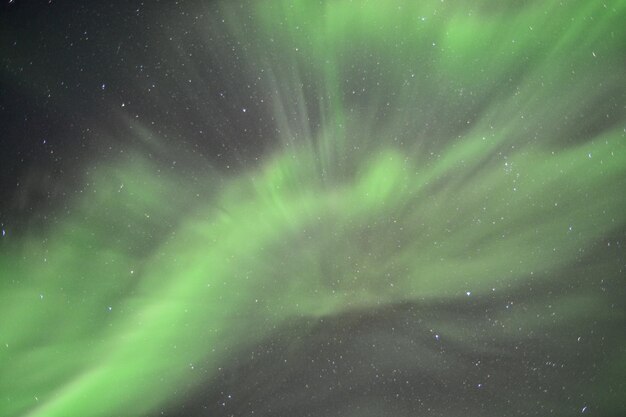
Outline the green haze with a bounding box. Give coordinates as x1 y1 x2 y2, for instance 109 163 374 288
1 0 625 416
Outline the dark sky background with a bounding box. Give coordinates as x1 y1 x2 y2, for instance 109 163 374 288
1 0 276 229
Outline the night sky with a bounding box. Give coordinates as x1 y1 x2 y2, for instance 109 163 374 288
1 1 625 416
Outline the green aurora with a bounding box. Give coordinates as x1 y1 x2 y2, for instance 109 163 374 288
1 0 625 416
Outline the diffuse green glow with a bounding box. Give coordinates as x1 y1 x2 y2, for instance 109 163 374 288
2 128 623 416
1 0 625 416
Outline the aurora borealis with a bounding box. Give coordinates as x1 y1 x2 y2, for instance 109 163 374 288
1 0 625 416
